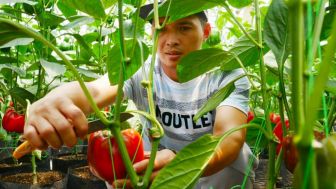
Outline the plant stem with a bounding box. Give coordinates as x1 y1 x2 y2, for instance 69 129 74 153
222 2 262 48
312 0 328 60
253 0 276 188
141 139 160 188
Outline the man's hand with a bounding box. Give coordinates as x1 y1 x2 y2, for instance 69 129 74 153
24 89 88 150
112 149 176 189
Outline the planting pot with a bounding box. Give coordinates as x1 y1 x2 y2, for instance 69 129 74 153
66 164 107 189
0 155 50 175
0 166 66 189
52 153 87 173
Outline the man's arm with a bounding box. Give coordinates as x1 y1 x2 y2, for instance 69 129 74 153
202 105 247 176
24 75 118 150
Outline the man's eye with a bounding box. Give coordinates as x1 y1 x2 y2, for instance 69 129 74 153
180 26 190 31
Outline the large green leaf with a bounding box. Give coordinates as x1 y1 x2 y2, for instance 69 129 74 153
61 0 106 19
106 39 149 85
40 59 66 78
264 0 290 65
0 0 37 5
57 1 77 18
193 81 235 122
0 38 34 48
61 16 95 30
151 131 237 189
177 48 230 83
147 0 223 23
220 33 270 71
0 21 28 47
9 87 35 106
228 0 252 8
71 34 98 60
37 12 65 29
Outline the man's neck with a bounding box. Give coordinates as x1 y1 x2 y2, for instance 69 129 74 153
161 65 178 82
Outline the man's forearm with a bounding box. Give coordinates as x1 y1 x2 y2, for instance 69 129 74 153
202 130 245 176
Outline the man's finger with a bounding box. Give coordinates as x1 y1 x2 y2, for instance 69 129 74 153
133 159 149 173
112 179 132 189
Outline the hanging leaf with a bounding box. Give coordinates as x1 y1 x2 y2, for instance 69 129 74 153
62 0 106 19
40 59 66 78
77 68 101 79
193 82 235 122
228 0 252 8
57 1 77 18
264 0 290 65
37 12 65 29
0 20 29 47
106 39 149 85
0 0 37 5
0 64 25 76
61 16 95 30
71 34 98 60
147 0 223 23
220 33 270 71
177 48 230 83
9 87 35 106
0 38 34 48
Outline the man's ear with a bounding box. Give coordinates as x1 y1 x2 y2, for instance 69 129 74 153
203 23 211 40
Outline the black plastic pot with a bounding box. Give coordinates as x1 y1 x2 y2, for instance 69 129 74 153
52 153 87 173
0 166 66 189
66 164 106 189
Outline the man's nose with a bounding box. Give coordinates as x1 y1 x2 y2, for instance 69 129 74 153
165 33 179 47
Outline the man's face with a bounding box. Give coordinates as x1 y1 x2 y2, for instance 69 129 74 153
154 16 210 70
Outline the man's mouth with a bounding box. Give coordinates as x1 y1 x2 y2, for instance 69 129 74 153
165 51 183 61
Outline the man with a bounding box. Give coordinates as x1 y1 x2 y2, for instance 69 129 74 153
23 3 256 189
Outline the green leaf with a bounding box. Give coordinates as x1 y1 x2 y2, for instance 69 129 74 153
57 1 77 18
0 37 33 48
151 130 238 189
37 12 65 29
246 117 268 149
61 16 95 30
62 0 106 19
9 87 35 106
0 21 29 47
0 56 16 64
193 82 235 122
71 34 98 60
220 33 270 71
263 0 290 65
321 10 335 41
147 0 222 23
40 59 66 78
101 0 117 9
77 68 101 79
0 0 37 5
106 39 149 85
177 48 230 83
228 0 252 8
0 64 25 76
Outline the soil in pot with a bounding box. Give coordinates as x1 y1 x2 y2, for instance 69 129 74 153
52 153 87 173
67 165 106 189
0 168 66 189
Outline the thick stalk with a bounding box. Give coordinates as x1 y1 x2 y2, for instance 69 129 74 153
253 0 276 188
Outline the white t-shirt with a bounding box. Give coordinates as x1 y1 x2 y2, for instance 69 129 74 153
123 57 256 188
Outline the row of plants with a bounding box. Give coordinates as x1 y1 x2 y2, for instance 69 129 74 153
0 0 335 188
